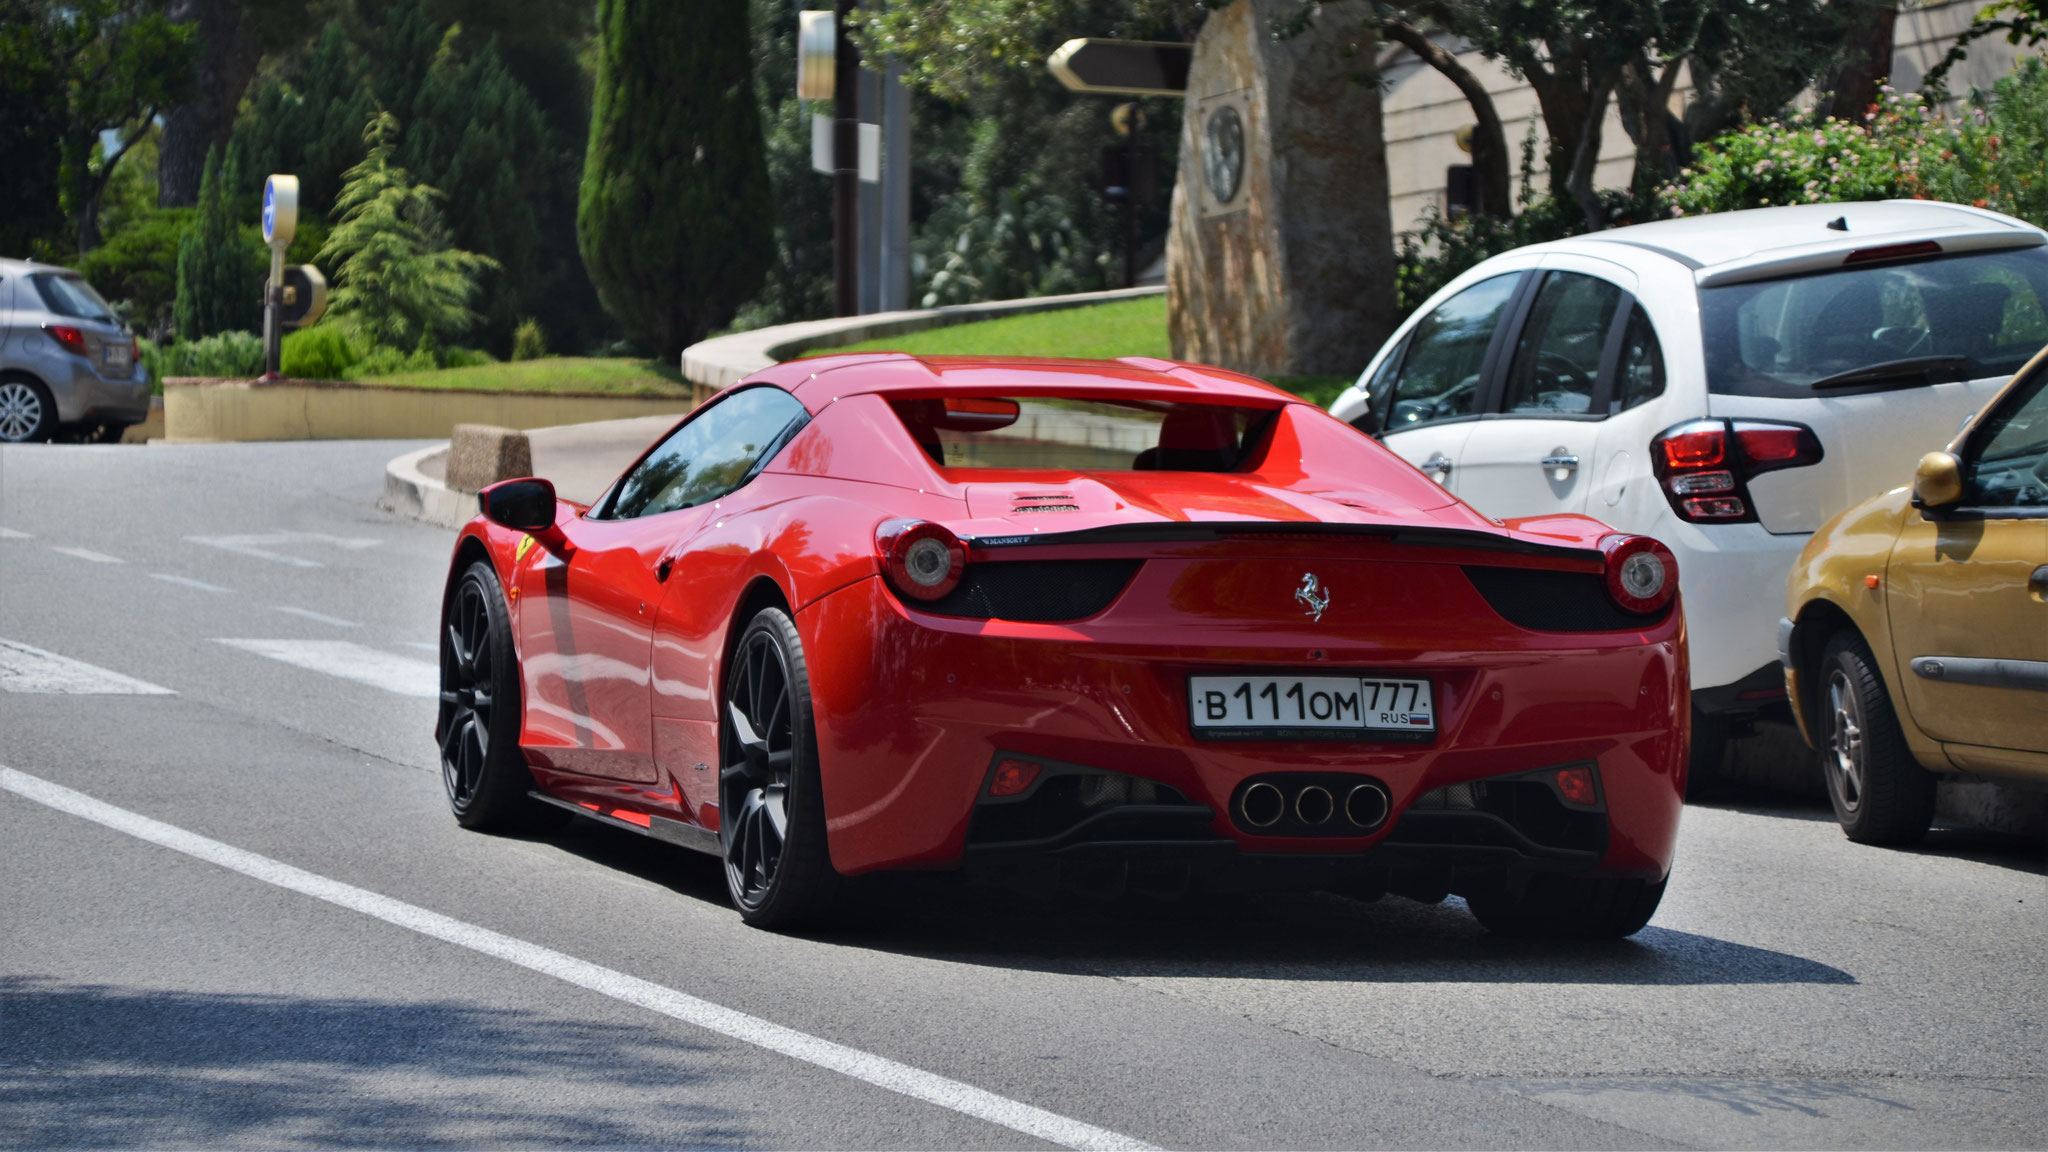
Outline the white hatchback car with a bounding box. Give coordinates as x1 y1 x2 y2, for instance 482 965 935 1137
1330 200 2048 771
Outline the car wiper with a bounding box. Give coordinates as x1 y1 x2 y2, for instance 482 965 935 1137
1808 355 1976 390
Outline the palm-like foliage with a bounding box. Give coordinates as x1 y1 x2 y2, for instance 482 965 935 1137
318 111 497 352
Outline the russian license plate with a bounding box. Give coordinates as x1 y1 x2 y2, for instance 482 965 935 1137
102 342 131 372
1188 674 1436 740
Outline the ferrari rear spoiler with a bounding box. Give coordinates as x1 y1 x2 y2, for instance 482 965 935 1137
962 520 1602 564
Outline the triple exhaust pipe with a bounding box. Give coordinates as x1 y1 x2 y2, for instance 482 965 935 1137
1238 778 1390 833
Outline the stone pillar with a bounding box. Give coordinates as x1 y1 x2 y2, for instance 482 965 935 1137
1167 0 1397 378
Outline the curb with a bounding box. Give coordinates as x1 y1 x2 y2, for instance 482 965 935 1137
379 442 470 530
681 285 1165 390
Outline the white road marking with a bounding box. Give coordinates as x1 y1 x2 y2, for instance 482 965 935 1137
186 532 380 569
0 639 174 695
401 641 438 652
49 546 122 564
152 573 230 593
0 527 30 539
0 766 1154 1152
214 639 438 698
273 606 361 629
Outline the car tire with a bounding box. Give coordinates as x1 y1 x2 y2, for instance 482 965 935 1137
1465 873 1666 939
0 376 56 444
720 605 838 930
1817 630 1933 845
439 560 568 833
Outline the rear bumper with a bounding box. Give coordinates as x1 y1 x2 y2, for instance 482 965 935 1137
800 573 1686 882
46 353 151 424
1664 519 1808 694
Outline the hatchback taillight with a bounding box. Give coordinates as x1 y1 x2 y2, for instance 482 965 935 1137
1650 419 1822 523
43 325 89 358
875 518 965 602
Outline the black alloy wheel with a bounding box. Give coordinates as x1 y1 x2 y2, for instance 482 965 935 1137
720 607 836 928
439 561 565 832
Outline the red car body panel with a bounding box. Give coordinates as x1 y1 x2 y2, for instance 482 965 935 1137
445 355 1688 887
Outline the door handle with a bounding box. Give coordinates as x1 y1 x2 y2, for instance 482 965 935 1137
656 557 674 583
1540 454 1580 471
1422 452 1453 482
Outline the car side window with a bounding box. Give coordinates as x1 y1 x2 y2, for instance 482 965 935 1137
1384 273 1520 431
1961 366 2048 508
603 386 809 520
1500 272 1624 416
1611 304 1666 413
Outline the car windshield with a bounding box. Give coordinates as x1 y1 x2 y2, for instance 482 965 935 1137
30 272 115 322
889 396 1277 472
1699 247 2048 397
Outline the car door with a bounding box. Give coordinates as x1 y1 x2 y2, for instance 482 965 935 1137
1454 261 1640 519
1374 271 1527 493
514 386 808 783
1886 363 2048 755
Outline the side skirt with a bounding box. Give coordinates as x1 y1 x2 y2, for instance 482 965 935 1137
527 789 723 856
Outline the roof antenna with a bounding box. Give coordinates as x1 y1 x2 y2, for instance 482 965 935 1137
1827 216 1849 231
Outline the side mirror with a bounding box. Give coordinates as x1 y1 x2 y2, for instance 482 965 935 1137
1911 451 1963 513
479 477 559 533
1352 390 1386 439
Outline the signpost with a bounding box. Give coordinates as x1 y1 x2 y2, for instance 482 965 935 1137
1047 39 1192 96
260 175 299 380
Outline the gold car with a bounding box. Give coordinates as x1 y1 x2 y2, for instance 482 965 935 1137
1782 345 2048 844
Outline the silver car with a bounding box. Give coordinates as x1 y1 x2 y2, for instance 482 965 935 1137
0 257 152 442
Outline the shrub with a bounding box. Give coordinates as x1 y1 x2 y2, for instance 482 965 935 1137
77 206 193 338
1661 63 2048 231
280 324 362 379
141 331 264 380
175 149 264 341
511 318 547 361
345 343 438 379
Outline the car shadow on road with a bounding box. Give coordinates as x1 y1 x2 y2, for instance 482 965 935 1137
542 817 1855 989
0 974 753 1148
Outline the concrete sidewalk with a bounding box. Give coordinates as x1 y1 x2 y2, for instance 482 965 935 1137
382 412 680 527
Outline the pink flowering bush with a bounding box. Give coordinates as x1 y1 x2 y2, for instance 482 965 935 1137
1660 60 2048 229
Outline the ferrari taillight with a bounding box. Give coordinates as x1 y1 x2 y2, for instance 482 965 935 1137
1650 418 1822 524
1598 533 1678 616
875 518 965 602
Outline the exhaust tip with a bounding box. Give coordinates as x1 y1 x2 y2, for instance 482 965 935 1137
1241 782 1285 828
1294 785 1334 825
1346 782 1390 829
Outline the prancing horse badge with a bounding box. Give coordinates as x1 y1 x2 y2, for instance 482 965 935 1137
1294 572 1330 622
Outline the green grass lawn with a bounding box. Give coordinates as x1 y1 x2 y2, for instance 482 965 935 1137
830 294 1355 406
358 356 693 398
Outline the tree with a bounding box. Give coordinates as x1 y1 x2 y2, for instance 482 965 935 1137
156 0 312 208
0 1 70 257
10 0 196 253
174 146 261 339
317 112 497 351
578 0 773 358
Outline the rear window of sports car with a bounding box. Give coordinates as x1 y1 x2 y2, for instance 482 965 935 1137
889 396 1277 472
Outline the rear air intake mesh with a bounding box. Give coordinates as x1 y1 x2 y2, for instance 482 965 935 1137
1461 566 1664 632
920 560 1142 622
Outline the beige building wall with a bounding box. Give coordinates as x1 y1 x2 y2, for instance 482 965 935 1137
1379 0 2044 236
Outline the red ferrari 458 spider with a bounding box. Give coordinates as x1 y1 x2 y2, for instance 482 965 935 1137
437 354 1686 936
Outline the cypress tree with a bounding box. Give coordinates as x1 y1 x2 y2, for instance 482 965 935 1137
578 0 772 357
174 148 260 341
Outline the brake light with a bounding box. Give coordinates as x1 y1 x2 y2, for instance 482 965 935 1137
1599 533 1678 615
1843 240 1942 265
1650 419 1822 523
990 758 1041 797
43 325 88 358
1554 764 1599 807
875 518 965 602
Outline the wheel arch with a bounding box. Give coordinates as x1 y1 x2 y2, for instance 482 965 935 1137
717 575 796 718
1788 598 1859 746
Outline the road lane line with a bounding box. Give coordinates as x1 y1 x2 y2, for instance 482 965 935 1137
0 639 175 695
0 527 30 539
214 639 437 698
273 606 361 629
401 641 438 652
152 574 230 593
0 765 1154 1152
49 546 122 564
187 532 381 568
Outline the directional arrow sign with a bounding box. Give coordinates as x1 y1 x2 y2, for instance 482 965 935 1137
1047 39 1192 97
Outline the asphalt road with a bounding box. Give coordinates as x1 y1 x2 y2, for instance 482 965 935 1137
1 439 2042 1150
